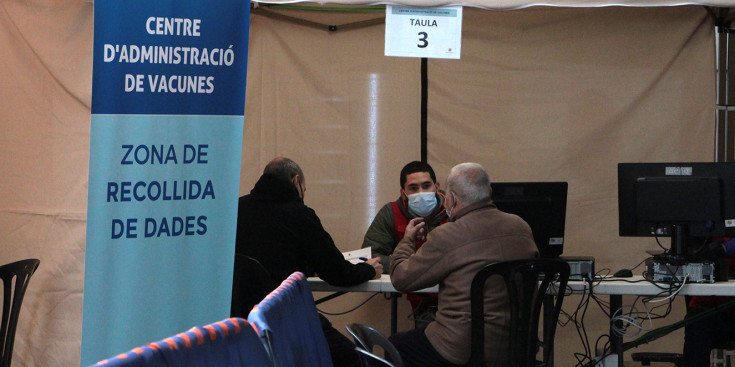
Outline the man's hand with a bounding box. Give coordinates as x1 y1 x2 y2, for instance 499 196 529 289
365 257 383 279
404 217 427 243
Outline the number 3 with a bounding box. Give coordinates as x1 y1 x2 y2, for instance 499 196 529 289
417 32 428 48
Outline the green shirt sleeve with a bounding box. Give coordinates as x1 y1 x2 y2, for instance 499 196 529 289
361 202 396 266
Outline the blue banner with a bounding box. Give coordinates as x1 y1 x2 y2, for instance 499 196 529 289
81 1 250 365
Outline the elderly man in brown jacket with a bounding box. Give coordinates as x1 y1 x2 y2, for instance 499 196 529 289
389 162 538 367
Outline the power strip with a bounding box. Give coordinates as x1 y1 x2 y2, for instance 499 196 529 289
593 353 618 367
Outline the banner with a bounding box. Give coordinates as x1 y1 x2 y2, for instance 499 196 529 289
81 1 250 365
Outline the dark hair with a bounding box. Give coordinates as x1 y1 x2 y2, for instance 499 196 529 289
400 161 436 189
263 157 304 183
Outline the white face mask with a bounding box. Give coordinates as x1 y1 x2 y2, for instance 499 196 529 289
407 192 437 217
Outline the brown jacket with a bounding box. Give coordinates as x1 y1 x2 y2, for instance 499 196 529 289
390 198 538 366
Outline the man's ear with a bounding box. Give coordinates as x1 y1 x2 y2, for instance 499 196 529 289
400 188 407 201
292 174 304 198
435 181 441 191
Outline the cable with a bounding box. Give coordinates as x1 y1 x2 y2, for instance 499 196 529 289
572 281 594 366
630 257 649 273
648 274 688 303
610 303 653 338
654 236 669 253
602 273 690 345
317 292 380 316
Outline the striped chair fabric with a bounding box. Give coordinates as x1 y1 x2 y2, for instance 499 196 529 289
92 317 273 367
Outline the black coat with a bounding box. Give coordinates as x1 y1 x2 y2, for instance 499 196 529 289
236 173 375 287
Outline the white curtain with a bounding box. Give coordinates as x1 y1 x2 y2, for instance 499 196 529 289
0 1 714 365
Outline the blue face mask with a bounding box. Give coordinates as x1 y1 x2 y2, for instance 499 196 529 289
407 192 437 217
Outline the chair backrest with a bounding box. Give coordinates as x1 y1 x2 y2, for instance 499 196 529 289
355 346 395 367
345 323 403 367
467 258 570 367
0 258 40 367
247 272 333 367
231 254 275 317
91 318 273 367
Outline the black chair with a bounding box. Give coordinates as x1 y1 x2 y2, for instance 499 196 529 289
230 255 275 318
355 347 395 367
345 323 404 367
0 258 40 367
630 352 683 366
466 258 570 367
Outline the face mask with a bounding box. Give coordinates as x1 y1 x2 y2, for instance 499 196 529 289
407 192 437 217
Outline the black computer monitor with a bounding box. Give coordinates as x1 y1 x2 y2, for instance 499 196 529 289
491 182 568 258
618 162 735 258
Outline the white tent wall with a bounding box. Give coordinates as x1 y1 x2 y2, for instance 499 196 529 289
426 5 716 261
425 6 715 364
244 4 714 365
255 0 735 9
0 1 717 366
0 1 92 366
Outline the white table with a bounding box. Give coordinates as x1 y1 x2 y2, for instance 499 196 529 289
308 274 438 293
568 275 735 297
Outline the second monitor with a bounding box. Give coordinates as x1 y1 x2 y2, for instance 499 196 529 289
490 182 568 258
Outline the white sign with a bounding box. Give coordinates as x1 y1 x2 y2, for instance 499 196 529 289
385 5 462 59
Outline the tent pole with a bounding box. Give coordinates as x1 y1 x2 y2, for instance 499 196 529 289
421 57 428 163
714 7 733 162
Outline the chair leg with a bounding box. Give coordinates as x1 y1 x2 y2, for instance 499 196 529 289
725 349 734 367
712 348 726 367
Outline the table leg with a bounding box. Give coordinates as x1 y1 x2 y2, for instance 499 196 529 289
391 293 398 335
609 294 623 367
543 295 555 367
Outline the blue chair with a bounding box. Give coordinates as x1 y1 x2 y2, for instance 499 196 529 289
248 272 333 367
91 318 273 367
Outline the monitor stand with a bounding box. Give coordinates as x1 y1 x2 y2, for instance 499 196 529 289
645 225 716 283
669 224 687 260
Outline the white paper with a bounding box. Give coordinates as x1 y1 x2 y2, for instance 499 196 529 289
342 247 373 264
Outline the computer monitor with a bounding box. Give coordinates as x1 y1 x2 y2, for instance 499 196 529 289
491 182 568 258
618 162 735 259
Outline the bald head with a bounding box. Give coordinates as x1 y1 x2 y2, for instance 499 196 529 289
446 162 492 206
263 156 304 184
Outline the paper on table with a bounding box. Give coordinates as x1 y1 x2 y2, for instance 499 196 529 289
342 247 372 264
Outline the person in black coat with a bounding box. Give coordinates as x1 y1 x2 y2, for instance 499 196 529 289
235 156 382 367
